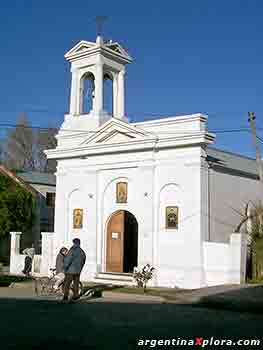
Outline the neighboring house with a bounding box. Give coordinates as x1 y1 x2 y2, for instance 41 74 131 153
17 171 56 236
205 147 260 243
0 167 56 263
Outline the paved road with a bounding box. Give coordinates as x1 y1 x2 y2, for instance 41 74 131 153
0 286 262 349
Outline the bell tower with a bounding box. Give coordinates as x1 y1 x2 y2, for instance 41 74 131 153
64 34 132 129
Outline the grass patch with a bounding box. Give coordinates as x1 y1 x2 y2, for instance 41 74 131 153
110 286 188 300
0 275 33 287
112 287 156 295
82 283 189 301
247 278 263 284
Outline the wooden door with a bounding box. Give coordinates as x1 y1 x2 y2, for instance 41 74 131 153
106 211 125 272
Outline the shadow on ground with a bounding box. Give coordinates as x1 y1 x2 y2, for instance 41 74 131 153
0 294 262 349
82 283 123 293
195 285 263 314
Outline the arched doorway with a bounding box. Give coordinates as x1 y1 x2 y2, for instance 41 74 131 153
106 210 138 273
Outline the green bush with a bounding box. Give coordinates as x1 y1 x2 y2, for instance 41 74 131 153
92 289 103 298
0 257 9 266
0 175 36 239
0 275 33 287
133 264 155 293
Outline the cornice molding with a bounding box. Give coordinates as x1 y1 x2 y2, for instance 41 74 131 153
46 132 214 160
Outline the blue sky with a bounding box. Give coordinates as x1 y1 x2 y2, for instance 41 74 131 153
0 0 262 157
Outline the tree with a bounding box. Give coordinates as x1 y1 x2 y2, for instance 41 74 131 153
2 114 57 173
234 201 263 280
3 114 35 171
0 175 36 238
234 201 263 235
36 127 57 173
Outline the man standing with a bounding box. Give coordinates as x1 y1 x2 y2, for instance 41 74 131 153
63 238 86 301
22 244 35 276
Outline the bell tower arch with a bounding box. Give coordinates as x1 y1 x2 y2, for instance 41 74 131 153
64 34 132 128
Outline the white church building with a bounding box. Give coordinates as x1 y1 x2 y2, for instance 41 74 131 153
10 34 261 289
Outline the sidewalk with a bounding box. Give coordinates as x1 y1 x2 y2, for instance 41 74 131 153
194 284 263 313
0 285 35 299
1 280 263 314
166 284 246 304
99 283 263 313
98 284 246 305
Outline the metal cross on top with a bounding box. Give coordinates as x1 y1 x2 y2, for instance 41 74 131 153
95 16 108 37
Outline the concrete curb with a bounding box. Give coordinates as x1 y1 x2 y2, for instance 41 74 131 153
9 282 35 289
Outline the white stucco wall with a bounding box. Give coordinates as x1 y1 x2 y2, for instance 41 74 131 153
204 241 229 285
204 233 247 286
9 254 42 276
153 147 208 288
9 231 43 276
49 142 210 289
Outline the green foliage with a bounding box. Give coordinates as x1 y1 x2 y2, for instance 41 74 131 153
234 201 263 280
251 215 263 239
0 275 33 287
92 289 103 298
0 175 36 238
247 276 263 284
133 264 155 293
251 236 263 280
247 203 263 280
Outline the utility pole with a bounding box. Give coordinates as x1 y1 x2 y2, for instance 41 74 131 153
248 112 263 183
248 112 263 278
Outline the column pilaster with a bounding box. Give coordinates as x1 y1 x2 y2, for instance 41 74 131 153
113 73 118 117
94 63 104 114
117 69 125 118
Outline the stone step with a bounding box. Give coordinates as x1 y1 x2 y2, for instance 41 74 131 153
93 278 135 286
97 272 133 280
94 272 135 286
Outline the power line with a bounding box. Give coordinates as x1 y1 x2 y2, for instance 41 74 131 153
256 134 263 144
0 110 259 118
0 122 258 136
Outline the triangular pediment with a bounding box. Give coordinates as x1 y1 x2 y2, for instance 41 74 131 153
80 118 154 146
65 40 96 59
104 41 132 61
65 39 133 62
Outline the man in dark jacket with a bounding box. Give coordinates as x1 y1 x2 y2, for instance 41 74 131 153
63 238 86 301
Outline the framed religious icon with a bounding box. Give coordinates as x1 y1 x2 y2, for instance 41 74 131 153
166 206 179 229
73 208 83 229
116 182 128 203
